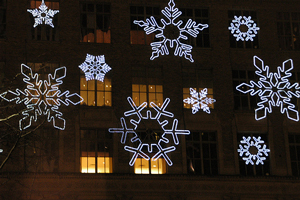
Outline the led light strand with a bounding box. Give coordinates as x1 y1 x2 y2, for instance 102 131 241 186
228 16 260 41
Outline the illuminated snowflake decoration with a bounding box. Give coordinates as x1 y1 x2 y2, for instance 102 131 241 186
79 54 111 82
0 64 83 130
27 0 59 28
228 16 260 41
109 97 190 166
238 136 270 165
133 0 208 62
236 56 300 121
183 88 216 114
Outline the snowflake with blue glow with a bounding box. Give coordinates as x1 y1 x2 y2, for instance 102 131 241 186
236 56 300 121
238 136 270 165
228 16 260 41
133 0 208 62
109 97 190 166
27 0 59 28
183 88 216 114
0 64 83 130
79 54 111 82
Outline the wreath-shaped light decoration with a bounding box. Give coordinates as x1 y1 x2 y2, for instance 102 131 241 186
228 16 260 41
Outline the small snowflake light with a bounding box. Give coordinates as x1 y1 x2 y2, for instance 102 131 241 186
79 54 111 82
238 136 270 165
0 64 83 130
133 0 208 62
109 97 190 166
27 0 59 28
236 56 300 121
183 88 216 114
228 16 260 41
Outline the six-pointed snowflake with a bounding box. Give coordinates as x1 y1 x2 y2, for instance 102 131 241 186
27 0 59 28
228 16 260 41
236 56 300 121
79 54 111 82
109 97 190 166
133 0 208 62
183 88 216 114
238 136 270 165
0 64 83 130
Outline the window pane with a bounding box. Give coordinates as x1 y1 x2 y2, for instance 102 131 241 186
97 92 104 106
88 91 95 106
105 92 111 106
81 157 96 173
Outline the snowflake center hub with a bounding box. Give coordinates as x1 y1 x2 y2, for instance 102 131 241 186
164 24 180 40
249 145 258 155
41 13 46 18
136 118 163 144
239 24 248 33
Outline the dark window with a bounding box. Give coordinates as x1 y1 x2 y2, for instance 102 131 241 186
228 10 259 49
289 133 300 176
80 2 111 43
186 131 218 175
0 0 6 39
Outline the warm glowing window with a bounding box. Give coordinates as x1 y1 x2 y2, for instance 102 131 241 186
80 2 111 43
0 0 6 39
134 158 166 174
130 6 160 45
28 0 59 41
80 129 113 173
132 84 163 107
80 76 112 106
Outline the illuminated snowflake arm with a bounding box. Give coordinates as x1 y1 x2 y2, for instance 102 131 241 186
79 54 111 82
183 88 216 114
133 0 208 62
27 0 59 28
228 16 260 41
0 64 83 130
236 56 300 121
163 119 190 145
238 136 270 165
108 117 135 144
150 98 174 121
124 143 150 166
124 97 147 128
152 141 176 166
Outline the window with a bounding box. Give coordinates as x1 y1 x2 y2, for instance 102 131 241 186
80 76 112 106
80 129 113 173
289 133 300 176
180 8 209 47
134 158 166 174
80 2 111 43
0 0 6 39
277 12 300 50
237 133 270 176
232 70 258 110
290 72 300 111
28 0 59 41
228 10 259 49
183 68 214 110
130 6 160 45
186 131 218 175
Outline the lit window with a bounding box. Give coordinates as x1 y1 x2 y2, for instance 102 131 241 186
28 0 59 41
0 0 6 39
80 76 112 106
130 6 160 45
132 84 163 107
80 129 112 173
134 158 166 174
80 2 111 43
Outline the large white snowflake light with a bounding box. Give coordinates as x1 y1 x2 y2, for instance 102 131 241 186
27 0 59 28
79 54 111 82
0 64 83 130
133 0 208 62
238 136 270 165
236 56 300 121
228 16 260 41
183 88 216 114
109 97 190 166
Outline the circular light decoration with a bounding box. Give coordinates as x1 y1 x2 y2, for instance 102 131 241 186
236 56 300 121
27 0 59 28
228 16 260 41
0 149 3 153
0 64 83 130
79 54 111 82
109 97 190 166
238 136 270 165
183 88 216 114
133 0 208 62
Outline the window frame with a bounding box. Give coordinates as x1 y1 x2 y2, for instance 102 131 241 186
288 133 300 176
0 0 6 39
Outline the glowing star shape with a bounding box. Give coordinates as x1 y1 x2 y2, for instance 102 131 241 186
238 136 270 165
236 56 300 121
0 64 83 130
109 97 190 166
79 54 111 82
183 88 216 114
228 16 260 41
133 0 208 62
27 0 59 28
